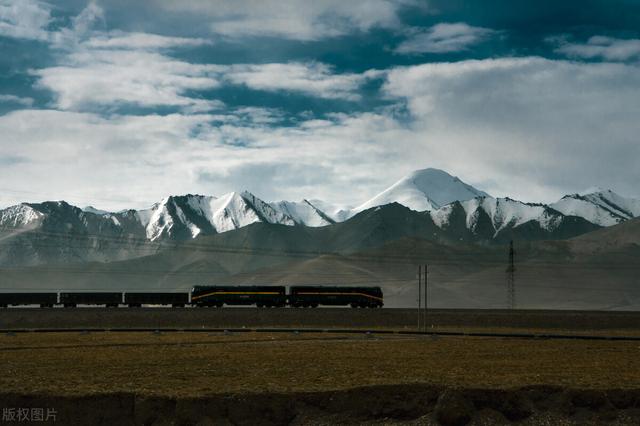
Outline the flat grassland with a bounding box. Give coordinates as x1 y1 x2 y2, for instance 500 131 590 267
1 331 638 397
3 331 640 424
3 308 640 332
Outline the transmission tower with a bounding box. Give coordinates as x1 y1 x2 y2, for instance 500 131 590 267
506 240 515 309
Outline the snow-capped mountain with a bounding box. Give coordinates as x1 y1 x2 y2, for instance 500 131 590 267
0 192 301 266
82 206 111 215
138 191 296 241
430 196 598 242
550 189 640 227
2 167 639 264
0 201 148 266
433 197 561 233
304 199 353 222
352 168 490 215
269 200 335 227
0 191 298 244
340 170 639 236
0 204 45 228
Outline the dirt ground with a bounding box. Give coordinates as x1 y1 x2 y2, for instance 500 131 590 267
1 331 640 424
3 307 640 332
2 331 640 396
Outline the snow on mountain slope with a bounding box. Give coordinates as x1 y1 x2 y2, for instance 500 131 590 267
141 192 297 241
431 196 567 238
142 198 174 241
270 199 335 227
305 199 353 222
203 192 261 233
353 168 489 214
240 191 296 227
551 189 640 227
465 197 562 234
0 204 45 228
4 168 637 247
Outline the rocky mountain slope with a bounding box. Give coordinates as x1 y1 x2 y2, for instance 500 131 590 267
4 209 638 310
1 168 638 267
550 189 640 227
429 196 600 243
268 199 335 227
139 192 296 241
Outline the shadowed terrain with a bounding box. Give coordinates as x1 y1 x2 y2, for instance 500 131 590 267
1 209 638 310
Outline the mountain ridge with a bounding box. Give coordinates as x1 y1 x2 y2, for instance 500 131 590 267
1 168 638 266
4 205 637 309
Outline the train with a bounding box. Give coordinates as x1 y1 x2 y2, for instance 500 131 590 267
0 285 384 308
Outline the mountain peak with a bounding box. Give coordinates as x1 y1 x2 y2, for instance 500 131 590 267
0 203 44 228
578 186 608 196
269 199 336 227
82 205 111 215
406 167 453 179
551 189 640 227
354 167 490 213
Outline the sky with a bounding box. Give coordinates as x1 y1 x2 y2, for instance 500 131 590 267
0 0 639 210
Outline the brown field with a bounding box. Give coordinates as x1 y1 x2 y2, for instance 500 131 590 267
2 325 640 424
1 331 639 396
3 307 640 332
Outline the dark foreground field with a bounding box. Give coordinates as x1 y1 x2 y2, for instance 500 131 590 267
3 307 640 332
1 331 640 425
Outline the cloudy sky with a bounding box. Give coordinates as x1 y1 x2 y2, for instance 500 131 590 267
1 0 639 210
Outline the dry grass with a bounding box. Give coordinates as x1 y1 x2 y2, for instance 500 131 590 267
1 331 639 397
362 324 640 337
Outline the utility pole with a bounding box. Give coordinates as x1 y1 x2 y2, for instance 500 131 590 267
418 265 422 331
507 240 515 309
424 264 428 331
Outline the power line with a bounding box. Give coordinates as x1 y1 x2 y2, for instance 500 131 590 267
2 231 639 268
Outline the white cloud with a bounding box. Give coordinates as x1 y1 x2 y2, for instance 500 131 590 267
69 0 104 37
554 35 640 62
5 3 640 210
154 0 412 41
35 50 379 110
4 54 640 212
9 2 220 113
225 62 383 101
0 94 34 106
84 31 212 50
0 108 413 210
0 0 105 44
11 3 380 113
395 22 495 54
0 110 215 209
34 47 224 112
383 57 640 202
231 107 285 124
0 0 50 41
